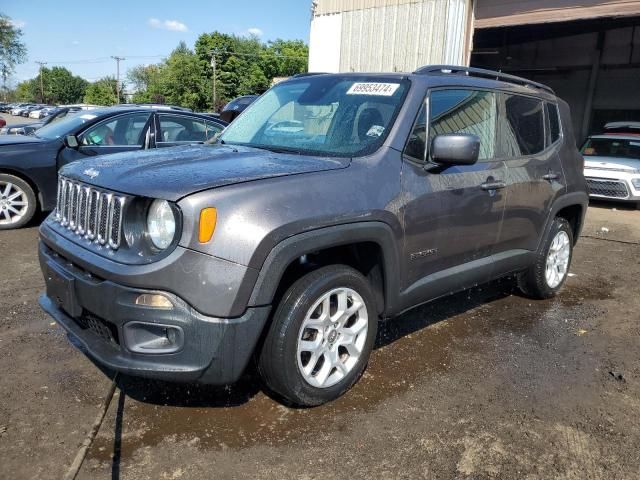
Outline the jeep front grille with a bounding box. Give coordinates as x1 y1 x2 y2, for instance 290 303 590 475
54 176 126 249
585 177 630 199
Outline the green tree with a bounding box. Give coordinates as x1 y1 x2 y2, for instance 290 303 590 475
159 42 208 111
127 33 309 111
34 66 87 104
14 79 36 101
127 64 164 104
0 13 27 97
84 77 119 105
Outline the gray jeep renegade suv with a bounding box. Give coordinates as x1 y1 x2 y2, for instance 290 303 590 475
39 66 588 406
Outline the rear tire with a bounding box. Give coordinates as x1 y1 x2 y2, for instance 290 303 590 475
518 217 573 299
258 265 378 407
0 174 37 230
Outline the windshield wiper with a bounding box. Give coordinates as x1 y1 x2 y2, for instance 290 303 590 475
253 145 303 155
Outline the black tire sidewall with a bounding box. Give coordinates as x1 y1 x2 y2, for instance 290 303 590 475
260 265 378 406
0 173 37 230
530 217 574 298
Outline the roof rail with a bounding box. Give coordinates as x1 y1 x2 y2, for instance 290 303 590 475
414 65 555 95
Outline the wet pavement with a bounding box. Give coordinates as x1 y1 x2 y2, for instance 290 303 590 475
1 205 639 479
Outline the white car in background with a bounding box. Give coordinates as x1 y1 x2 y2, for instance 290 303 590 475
582 122 640 207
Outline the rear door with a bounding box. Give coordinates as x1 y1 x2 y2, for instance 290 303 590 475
401 88 508 303
155 114 224 147
497 95 566 255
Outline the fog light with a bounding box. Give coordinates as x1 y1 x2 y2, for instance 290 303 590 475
123 322 184 354
632 178 640 190
135 293 173 309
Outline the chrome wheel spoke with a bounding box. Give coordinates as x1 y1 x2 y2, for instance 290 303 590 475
545 230 571 288
297 287 369 389
0 181 28 225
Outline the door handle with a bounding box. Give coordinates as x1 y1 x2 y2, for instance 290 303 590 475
481 180 506 191
542 171 559 181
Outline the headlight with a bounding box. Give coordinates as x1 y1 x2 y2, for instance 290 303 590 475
147 199 176 249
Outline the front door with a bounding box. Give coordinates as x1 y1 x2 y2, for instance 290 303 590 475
400 88 507 307
58 112 152 168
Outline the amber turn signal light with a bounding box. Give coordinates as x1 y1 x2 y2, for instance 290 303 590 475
198 207 217 243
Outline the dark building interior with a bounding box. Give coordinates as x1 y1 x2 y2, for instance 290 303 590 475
471 16 640 144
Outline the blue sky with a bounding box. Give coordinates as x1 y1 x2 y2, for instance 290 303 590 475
3 0 312 85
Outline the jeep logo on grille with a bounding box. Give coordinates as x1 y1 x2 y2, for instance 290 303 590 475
83 168 100 179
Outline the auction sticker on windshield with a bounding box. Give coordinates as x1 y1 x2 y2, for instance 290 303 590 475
347 82 400 96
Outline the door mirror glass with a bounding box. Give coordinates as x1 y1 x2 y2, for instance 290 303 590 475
64 135 79 149
430 134 480 166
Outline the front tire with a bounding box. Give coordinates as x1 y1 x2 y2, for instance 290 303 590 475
0 174 37 230
258 265 378 407
518 217 573 299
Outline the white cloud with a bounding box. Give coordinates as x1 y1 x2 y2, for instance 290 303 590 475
148 18 188 32
247 27 263 37
10 19 27 29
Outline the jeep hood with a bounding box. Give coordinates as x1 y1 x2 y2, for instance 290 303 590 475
60 144 350 201
584 156 640 172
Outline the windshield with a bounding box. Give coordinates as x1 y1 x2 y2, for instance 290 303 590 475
219 76 409 157
582 138 640 160
35 111 98 140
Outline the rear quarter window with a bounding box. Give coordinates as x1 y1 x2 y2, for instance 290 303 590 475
546 102 561 144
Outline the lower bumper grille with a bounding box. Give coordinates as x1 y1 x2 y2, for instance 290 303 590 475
586 178 629 199
74 311 120 346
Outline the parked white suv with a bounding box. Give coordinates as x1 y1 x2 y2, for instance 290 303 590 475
582 123 640 206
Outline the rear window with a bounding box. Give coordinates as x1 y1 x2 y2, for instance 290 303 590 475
499 94 545 157
546 103 561 144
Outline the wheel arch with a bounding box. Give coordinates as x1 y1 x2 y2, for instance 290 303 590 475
247 222 402 318
538 191 588 251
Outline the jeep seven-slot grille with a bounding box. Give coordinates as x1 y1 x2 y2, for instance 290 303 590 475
54 176 125 249
585 178 630 199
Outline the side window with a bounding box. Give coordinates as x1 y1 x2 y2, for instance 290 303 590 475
81 113 151 146
499 95 545 157
404 102 427 161
546 102 561 145
158 115 208 143
429 89 497 161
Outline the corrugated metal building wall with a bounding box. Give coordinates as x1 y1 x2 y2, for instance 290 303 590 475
309 0 472 73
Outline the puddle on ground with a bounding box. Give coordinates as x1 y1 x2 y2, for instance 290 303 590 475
86 276 613 461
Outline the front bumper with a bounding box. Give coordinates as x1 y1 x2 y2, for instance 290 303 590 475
39 241 270 384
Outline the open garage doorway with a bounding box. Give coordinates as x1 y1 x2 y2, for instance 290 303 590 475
471 15 640 144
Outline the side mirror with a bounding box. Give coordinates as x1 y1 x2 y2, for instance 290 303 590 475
64 135 79 149
430 134 480 166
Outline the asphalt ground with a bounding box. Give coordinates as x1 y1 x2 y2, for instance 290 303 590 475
0 174 639 478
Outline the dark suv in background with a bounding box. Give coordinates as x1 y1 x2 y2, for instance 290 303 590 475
38 66 588 406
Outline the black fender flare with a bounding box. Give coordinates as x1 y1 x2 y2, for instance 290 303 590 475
247 221 401 316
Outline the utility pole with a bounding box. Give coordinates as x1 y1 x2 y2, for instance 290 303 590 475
111 56 125 104
35 61 47 103
209 50 217 112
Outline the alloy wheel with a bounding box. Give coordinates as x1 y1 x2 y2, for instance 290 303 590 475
0 181 29 226
296 287 369 388
545 230 571 288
